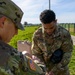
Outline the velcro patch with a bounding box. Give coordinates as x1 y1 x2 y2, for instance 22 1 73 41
29 59 36 71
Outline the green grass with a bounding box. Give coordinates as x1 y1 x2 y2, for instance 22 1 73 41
9 25 40 48
70 32 75 36
69 46 75 75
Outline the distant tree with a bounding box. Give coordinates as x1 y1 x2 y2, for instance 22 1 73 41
24 21 28 26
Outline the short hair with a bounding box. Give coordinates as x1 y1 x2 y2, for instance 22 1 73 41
40 9 56 24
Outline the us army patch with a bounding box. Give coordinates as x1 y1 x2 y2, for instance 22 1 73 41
29 59 36 71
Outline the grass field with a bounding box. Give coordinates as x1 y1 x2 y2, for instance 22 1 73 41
9 25 75 75
9 25 40 48
69 46 75 75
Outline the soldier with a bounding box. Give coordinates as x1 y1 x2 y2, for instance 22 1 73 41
31 9 73 75
0 0 44 75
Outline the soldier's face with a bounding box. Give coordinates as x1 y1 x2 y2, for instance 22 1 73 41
0 17 18 43
42 20 57 35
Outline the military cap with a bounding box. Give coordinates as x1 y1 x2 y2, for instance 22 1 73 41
0 0 24 30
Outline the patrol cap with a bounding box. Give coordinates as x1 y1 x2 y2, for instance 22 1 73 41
0 0 24 30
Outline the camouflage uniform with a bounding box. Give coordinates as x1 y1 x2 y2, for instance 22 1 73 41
0 0 44 74
0 40 44 75
31 25 73 75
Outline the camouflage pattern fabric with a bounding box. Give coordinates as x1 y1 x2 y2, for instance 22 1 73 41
0 0 24 30
31 25 73 75
0 40 44 75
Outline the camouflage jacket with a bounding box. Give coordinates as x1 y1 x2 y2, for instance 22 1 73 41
31 25 73 75
0 40 43 75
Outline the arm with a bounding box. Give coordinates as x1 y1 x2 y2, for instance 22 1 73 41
31 35 44 62
52 32 73 73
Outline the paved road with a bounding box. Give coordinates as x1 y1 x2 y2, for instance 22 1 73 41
71 35 75 45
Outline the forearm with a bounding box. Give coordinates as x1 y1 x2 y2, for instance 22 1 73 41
31 41 44 62
51 51 72 73
53 33 73 71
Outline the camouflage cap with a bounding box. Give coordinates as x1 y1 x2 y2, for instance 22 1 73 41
0 0 24 30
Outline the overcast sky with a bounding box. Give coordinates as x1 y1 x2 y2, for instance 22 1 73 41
13 0 75 24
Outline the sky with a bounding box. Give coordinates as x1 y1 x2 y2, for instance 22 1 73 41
13 0 75 24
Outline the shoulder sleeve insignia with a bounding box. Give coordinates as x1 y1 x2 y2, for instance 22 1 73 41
29 59 36 71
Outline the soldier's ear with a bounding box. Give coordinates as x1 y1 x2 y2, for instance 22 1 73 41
0 16 6 28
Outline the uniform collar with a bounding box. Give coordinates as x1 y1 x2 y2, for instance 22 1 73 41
42 25 60 38
52 25 60 38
